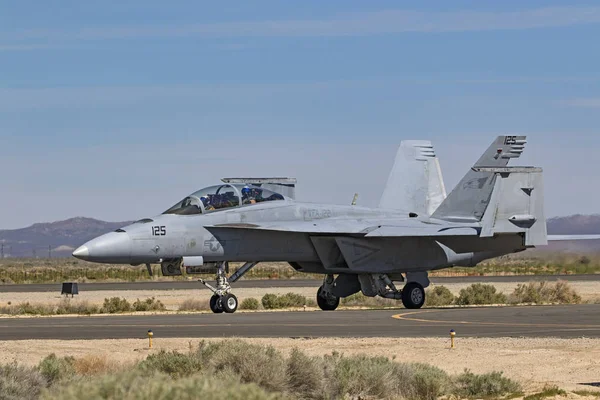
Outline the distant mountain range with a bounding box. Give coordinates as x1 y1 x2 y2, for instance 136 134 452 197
0 215 599 258
0 217 133 258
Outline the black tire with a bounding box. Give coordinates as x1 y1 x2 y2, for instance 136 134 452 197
221 293 238 313
209 294 224 314
402 282 425 309
316 286 340 311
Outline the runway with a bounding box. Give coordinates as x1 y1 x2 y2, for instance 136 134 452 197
2 304 599 340
2 274 598 293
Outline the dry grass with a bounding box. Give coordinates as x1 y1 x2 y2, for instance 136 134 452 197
0 362 47 400
178 298 209 311
340 292 397 307
72 355 124 376
523 385 567 400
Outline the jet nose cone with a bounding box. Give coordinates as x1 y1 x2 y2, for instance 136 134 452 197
72 232 132 263
72 245 89 260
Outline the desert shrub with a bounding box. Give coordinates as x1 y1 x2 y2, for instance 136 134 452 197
132 297 166 312
0 362 47 400
37 354 76 385
100 297 132 313
55 299 99 315
197 340 288 393
261 294 279 309
452 369 521 398
425 286 455 307
240 298 261 310
321 353 450 400
286 348 325 399
41 371 283 400
0 301 100 316
261 293 308 309
178 298 208 311
407 363 452 400
276 293 308 308
510 281 581 304
456 284 507 305
139 350 204 378
326 353 401 399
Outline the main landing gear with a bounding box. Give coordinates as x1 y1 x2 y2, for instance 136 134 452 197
199 261 257 314
316 275 340 311
401 282 425 309
315 273 427 311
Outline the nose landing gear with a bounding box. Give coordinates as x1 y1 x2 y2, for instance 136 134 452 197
200 261 256 314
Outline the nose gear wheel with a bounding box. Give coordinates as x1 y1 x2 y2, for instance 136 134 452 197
209 294 223 313
199 261 257 314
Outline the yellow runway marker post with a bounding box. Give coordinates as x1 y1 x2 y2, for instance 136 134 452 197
450 329 456 349
148 330 153 349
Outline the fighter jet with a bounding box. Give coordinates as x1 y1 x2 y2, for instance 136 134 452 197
73 136 599 313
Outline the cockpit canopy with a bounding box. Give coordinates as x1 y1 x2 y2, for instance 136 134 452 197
163 184 286 215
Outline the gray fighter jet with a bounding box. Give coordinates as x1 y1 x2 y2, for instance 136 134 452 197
73 136 599 313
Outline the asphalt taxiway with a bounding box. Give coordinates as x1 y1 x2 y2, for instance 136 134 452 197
1 304 598 340
2 274 598 293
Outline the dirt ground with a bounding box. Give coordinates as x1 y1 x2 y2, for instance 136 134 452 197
1 281 599 310
0 337 599 396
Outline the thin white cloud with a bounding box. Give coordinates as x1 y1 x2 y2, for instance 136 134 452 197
3 77 600 111
4 6 600 44
561 98 600 108
0 44 54 51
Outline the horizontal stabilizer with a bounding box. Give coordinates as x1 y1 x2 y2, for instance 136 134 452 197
547 235 600 241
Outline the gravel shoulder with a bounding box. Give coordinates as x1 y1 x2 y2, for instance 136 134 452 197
1 281 599 311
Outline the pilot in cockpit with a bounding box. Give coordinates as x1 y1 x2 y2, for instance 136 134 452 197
241 187 254 204
242 187 260 204
201 196 215 211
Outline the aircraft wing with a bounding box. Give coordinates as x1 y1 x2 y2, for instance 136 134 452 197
364 226 478 237
208 220 479 238
547 235 600 241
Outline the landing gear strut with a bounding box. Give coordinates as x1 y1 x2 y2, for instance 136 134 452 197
317 275 340 311
200 261 257 314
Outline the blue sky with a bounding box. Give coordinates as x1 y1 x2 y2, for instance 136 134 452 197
1 1 600 228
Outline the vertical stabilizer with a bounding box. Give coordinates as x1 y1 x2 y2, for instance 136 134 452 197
379 140 446 215
432 136 527 222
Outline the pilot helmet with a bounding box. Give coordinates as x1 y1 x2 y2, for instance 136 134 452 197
241 187 251 196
